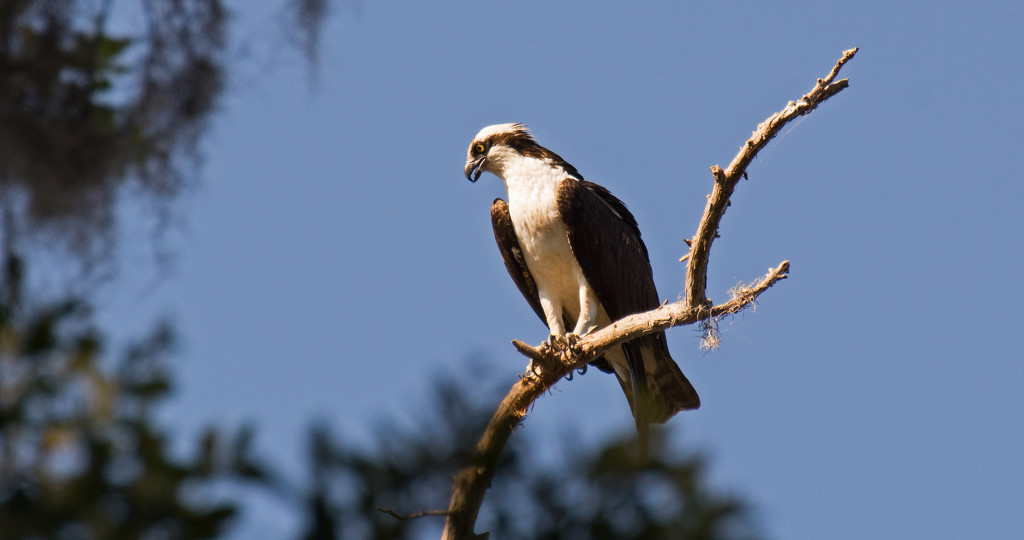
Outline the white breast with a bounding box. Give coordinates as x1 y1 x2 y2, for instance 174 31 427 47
502 159 586 326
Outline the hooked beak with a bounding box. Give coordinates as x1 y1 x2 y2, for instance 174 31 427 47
464 156 485 182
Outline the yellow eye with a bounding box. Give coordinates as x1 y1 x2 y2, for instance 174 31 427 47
474 143 486 154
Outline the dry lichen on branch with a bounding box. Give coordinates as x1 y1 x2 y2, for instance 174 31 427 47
441 48 857 540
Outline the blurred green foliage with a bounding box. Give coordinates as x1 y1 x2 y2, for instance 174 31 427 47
0 0 328 267
296 371 761 540
0 254 274 539
0 0 226 263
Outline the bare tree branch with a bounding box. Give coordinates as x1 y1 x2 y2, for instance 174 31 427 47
377 507 449 521
442 48 856 540
442 266 788 540
685 47 857 309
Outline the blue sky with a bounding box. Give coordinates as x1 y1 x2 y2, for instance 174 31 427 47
99 1 1024 538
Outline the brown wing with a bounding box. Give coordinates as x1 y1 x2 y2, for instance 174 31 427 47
490 198 545 322
555 180 656 318
556 179 699 420
491 198 614 374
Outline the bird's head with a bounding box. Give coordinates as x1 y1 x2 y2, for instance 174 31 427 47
464 123 538 182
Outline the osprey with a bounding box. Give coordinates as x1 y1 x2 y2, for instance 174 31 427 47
464 123 699 429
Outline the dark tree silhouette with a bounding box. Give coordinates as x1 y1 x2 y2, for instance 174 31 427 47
0 0 225 263
0 3 329 536
296 369 761 540
0 253 273 538
0 0 331 268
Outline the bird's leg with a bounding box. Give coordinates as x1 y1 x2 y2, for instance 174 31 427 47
551 286 598 381
541 293 565 349
571 285 600 337
527 292 565 377
539 293 566 337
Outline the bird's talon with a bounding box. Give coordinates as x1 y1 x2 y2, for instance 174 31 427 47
528 360 543 378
